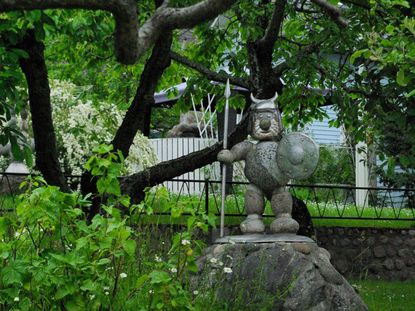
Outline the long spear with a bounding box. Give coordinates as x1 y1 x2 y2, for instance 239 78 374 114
220 79 231 238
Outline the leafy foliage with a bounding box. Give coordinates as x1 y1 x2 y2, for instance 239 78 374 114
0 146 218 310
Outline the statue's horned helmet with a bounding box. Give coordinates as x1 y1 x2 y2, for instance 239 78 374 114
249 92 283 141
250 92 279 110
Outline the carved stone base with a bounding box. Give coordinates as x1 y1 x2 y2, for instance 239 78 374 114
193 240 367 310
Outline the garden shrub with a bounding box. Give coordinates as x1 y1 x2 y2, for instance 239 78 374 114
0 145 216 310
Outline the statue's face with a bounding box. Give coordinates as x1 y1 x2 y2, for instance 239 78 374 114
250 109 283 141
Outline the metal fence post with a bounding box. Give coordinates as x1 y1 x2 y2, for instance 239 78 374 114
205 178 209 215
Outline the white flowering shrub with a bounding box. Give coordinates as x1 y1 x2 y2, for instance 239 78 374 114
50 80 158 175
0 155 8 171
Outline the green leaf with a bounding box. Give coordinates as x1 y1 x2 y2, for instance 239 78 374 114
80 279 97 292
64 295 86 311
96 258 111 265
0 217 8 237
122 239 136 257
350 49 368 64
396 68 408 86
405 89 415 98
2 265 23 285
149 270 171 284
400 155 411 167
135 274 149 288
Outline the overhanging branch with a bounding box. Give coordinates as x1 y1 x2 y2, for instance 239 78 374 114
0 0 237 64
0 0 139 64
170 51 250 89
121 115 249 202
309 0 348 28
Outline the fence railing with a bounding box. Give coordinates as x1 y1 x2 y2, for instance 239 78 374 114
1 172 414 221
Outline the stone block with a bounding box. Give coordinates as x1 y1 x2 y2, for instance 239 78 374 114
386 246 396 257
395 259 405 270
405 238 415 247
378 235 389 243
384 259 395 270
373 246 386 258
391 236 403 246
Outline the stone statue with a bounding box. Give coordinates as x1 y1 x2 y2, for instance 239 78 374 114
217 93 319 234
167 111 214 138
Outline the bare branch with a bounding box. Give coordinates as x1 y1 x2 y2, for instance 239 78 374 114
309 0 348 28
121 114 250 202
170 51 250 90
258 0 286 51
278 36 308 47
137 0 238 60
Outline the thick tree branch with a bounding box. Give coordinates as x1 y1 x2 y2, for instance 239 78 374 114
112 31 173 156
1 0 237 64
17 29 70 192
309 0 348 28
121 115 249 202
246 1 287 98
170 51 250 90
81 29 173 219
136 0 238 60
258 0 286 52
0 0 139 64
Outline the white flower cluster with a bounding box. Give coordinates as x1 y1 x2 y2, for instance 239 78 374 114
50 80 158 175
0 156 8 171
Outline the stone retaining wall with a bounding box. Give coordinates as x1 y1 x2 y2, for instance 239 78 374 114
316 227 415 280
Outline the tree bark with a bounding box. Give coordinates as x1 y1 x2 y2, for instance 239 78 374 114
247 0 286 98
0 0 238 64
18 29 70 192
81 29 173 219
112 31 173 154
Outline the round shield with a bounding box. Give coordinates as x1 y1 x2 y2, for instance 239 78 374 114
277 132 319 179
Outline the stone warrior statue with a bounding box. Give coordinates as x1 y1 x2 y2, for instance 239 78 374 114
217 93 319 234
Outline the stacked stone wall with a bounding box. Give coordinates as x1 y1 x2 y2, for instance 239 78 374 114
316 227 415 280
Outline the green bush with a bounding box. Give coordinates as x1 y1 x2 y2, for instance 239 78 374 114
0 145 217 310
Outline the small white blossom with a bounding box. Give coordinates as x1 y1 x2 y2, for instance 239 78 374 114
103 286 110 291
105 291 109 296
89 295 95 300
119 272 127 279
181 239 191 246
170 267 178 273
223 267 232 274
155 255 162 262
14 297 19 302
149 290 154 294
193 290 199 295
219 261 224 266
209 258 218 264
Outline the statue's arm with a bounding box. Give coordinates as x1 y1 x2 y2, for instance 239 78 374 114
217 141 253 164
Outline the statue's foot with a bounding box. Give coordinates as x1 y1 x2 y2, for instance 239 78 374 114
240 215 265 234
270 217 299 234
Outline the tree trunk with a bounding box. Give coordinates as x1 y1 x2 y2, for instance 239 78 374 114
18 29 69 192
112 31 173 151
81 31 173 219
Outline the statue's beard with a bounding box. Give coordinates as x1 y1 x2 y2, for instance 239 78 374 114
252 119 282 141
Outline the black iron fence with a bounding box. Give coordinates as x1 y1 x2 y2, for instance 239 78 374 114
1 172 414 222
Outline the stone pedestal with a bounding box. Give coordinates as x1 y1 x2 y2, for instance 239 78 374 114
194 236 367 310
